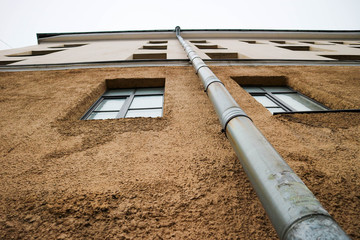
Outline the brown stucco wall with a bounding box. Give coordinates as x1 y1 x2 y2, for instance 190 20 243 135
0 65 359 239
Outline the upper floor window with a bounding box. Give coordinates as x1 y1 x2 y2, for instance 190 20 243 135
82 87 164 120
242 86 328 114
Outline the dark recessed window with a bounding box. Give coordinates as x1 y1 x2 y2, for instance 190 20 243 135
142 45 167 50
195 44 221 49
206 52 238 59
82 87 164 120
270 41 286 44
241 40 257 44
6 50 63 57
300 41 315 44
278 46 311 51
190 40 207 43
132 53 167 60
242 86 328 114
0 60 23 65
319 55 360 61
148 40 168 44
50 44 87 48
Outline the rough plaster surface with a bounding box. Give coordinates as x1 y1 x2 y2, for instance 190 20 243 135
0 66 359 239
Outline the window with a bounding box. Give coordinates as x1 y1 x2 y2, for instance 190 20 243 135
278 46 311 51
270 41 286 44
6 50 63 57
241 40 257 44
132 53 167 59
195 44 222 49
190 40 207 43
50 44 87 48
142 45 167 50
206 52 238 59
148 40 168 44
242 86 328 114
0 60 23 65
319 55 360 61
82 87 164 120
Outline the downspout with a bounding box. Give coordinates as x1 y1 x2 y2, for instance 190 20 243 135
175 26 350 240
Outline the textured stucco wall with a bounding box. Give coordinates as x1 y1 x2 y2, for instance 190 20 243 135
0 65 359 239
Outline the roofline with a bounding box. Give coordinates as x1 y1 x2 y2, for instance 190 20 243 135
37 28 360 41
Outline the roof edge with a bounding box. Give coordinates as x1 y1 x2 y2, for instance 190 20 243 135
37 28 360 41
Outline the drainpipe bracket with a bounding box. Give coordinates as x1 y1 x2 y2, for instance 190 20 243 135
221 107 251 132
203 75 223 92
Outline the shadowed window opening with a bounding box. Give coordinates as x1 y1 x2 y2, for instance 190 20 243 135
241 85 328 114
190 40 207 43
82 78 165 120
6 50 63 57
148 40 168 44
206 52 238 59
132 53 167 60
319 55 360 61
142 45 167 50
50 44 87 48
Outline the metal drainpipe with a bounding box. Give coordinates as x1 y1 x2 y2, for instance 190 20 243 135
175 26 350 240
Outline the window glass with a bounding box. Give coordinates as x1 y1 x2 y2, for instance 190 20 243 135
103 89 134 96
243 86 264 93
95 99 126 111
125 109 162 118
88 112 118 120
130 96 163 109
253 96 279 107
267 108 286 113
83 87 164 120
274 93 327 111
135 88 164 95
262 86 293 92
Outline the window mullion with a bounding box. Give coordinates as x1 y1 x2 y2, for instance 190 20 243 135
267 93 295 112
117 90 135 118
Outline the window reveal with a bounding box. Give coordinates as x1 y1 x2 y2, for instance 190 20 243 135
82 87 164 120
242 86 328 114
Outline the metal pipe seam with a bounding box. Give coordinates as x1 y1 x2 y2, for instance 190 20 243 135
203 75 224 92
190 55 202 63
195 65 210 74
220 107 251 132
283 214 350 239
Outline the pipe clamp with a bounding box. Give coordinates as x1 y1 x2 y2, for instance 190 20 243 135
203 75 223 92
195 64 209 74
221 107 251 132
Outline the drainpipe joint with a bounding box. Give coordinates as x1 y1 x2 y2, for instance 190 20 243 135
221 107 251 132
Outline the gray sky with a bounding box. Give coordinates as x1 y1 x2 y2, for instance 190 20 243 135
1 0 360 50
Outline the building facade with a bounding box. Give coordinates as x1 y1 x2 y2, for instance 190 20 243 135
0 29 359 239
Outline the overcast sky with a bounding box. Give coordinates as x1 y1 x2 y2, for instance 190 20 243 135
1 0 360 50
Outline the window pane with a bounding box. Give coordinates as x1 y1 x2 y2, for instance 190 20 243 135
267 107 286 113
88 112 118 120
125 109 162 118
253 96 279 107
95 99 126 111
262 86 293 92
103 89 134 96
130 96 163 109
242 86 264 93
274 93 327 111
135 88 164 95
